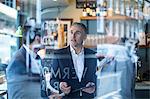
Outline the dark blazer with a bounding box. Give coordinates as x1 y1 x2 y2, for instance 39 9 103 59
6 46 42 99
50 46 97 99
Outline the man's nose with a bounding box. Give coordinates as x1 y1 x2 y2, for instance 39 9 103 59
71 33 76 38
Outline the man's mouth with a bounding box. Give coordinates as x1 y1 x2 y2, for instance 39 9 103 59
71 39 76 42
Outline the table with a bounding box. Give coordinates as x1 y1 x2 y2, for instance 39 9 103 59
0 76 7 98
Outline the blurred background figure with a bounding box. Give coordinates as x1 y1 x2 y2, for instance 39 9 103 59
6 18 43 99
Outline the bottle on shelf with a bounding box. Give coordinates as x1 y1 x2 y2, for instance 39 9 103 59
125 0 131 16
143 0 150 18
89 3 94 16
86 3 91 16
115 0 120 14
91 3 96 16
130 0 134 18
92 9 96 16
96 3 101 16
120 0 125 15
102 0 108 16
138 20 146 45
138 0 144 19
92 3 96 9
134 1 139 19
97 0 102 17
98 0 106 17
58 24 65 48
107 0 113 16
82 3 87 17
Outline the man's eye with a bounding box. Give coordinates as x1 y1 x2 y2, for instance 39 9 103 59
70 31 73 34
75 31 81 35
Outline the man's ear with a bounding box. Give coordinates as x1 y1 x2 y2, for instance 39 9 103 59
83 34 87 40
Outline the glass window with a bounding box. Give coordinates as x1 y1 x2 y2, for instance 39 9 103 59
0 34 17 64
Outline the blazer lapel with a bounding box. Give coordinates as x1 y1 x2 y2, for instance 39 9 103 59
81 48 88 81
66 46 80 80
66 46 74 70
66 46 89 81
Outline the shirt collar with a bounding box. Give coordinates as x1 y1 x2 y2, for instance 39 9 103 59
70 45 84 55
23 44 37 59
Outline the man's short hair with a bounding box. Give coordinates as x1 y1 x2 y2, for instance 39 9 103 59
22 25 41 44
71 22 88 34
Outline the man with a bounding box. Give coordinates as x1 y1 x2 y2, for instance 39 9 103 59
50 22 97 99
6 19 43 99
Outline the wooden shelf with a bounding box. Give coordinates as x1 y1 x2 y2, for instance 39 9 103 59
138 45 150 48
84 45 96 48
81 16 97 20
80 15 140 20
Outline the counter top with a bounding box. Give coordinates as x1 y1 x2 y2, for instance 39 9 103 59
135 81 150 90
138 45 150 48
0 81 7 96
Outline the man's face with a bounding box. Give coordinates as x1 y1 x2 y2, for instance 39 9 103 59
35 35 41 44
69 25 87 48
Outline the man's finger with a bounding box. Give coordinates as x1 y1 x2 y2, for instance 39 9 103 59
60 82 68 88
86 82 95 87
63 86 71 92
62 82 68 87
82 86 95 94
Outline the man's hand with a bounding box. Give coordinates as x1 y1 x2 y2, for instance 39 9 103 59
82 82 95 94
49 92 62 99
60 82 71 94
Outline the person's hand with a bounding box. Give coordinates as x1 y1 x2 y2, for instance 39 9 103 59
82 82 95 94
60 82 71 94
49 92 62 99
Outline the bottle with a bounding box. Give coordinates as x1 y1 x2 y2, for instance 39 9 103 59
86 3 91 16
96 4 101 16
91 3 96 16
92 3 96 9
99 1 103 17
130 0 135 18
125 0 131 16
58 24 65 48
120 0 125 15
138 0 144 19
107 0 113 16
92 9 96 16
103 0 108 16
89 3 93 16
134 1 139 19
115 0 120 14
138 20 146 45
82 3 87 17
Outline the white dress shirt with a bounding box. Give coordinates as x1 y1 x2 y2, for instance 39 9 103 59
70 46 84 82
23 44 41 74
